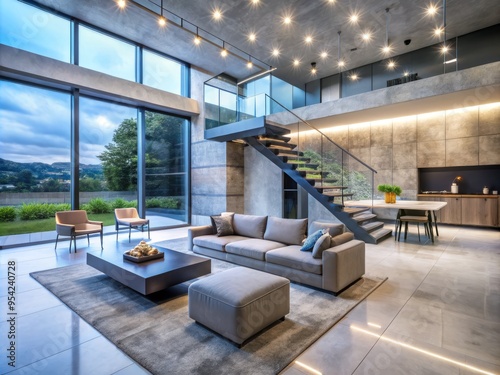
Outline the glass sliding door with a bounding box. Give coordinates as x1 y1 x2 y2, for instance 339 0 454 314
79 97 138 224
0 80 70 235
144 111 188 227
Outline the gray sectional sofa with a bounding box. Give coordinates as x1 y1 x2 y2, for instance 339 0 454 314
188 214 365 294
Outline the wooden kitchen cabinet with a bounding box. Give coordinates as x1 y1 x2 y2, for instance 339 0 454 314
461 196 498 227
418 194 498 227
441 197 462 225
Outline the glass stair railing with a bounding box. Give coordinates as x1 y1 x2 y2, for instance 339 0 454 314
203 77 392 244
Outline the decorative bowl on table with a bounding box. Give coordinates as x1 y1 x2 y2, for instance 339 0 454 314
124 241 164 263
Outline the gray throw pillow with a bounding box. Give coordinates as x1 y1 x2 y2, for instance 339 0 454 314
210 215 234 237
330 232 354 246
312 233 331 259
264 217 307 245
309 221 344 237
232 214 268 238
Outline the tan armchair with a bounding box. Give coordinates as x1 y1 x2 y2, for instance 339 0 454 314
55 210 103 253
115 208 150 242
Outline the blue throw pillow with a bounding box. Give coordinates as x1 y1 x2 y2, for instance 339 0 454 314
300 229 324 252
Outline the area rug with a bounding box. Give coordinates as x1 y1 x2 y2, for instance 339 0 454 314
30 238 386 375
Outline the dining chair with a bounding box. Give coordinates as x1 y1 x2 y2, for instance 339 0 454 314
55 210 103 253
115 208 150 242
396 209 431 242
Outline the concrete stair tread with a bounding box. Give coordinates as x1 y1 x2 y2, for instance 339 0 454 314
352 213 377 222
343 207 371 215
361 221 385 232
370 228 393 242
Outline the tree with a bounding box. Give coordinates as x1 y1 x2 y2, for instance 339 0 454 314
15 169 35 191
98 113 185 192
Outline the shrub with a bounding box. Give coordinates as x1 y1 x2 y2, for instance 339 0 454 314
111 198 137 209
82 198 112 214
18 202 71 220
0 206 16 222
146 197 179 209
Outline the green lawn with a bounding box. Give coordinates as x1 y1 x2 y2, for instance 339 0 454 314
0 213 116 236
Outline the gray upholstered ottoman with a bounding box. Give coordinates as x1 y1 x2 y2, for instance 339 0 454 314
188 267 290 346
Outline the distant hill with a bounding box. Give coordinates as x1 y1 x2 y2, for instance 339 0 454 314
0 158 102 179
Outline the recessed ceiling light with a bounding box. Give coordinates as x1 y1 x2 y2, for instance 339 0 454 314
327 0 335 3
116 0 126 9
293 59 300 66
248 32 256 42
320 51 328 59
349 13 359 23
387 60 396 69
338 59 345 68
362 32 371 41
272 48 280 57
251 0 259 4
212 9 222 20
305 35 313 44
382 44 392 54
349 73 359 80
426 3 439 16
441 44 449 53
434 27 443 36
283 15 292 25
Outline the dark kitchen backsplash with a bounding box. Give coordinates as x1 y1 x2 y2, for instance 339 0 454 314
418 165 500 194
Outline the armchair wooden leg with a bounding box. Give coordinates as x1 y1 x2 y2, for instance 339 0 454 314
417 224 421 242
55 234 59 250
404 222 409 240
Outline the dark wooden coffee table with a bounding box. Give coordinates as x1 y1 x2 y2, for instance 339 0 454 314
86 247 211 295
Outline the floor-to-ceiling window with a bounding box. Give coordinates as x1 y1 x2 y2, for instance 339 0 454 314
0 80 71 235
0 1 191 238
145 111 189 227
79 97 138 224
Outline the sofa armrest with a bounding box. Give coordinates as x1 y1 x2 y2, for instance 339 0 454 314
187 225 214 251
322 240 365 293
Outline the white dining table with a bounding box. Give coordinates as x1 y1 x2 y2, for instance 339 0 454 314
344 200 448 243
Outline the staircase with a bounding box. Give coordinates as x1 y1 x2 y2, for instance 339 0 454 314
241 124 392 244
203 77 392 244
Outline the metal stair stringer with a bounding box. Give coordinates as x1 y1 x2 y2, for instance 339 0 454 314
243 136 379 244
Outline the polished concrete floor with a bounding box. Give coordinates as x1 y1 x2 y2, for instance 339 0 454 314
0 224 499 375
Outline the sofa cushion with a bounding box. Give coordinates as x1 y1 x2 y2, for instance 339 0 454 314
266 246 323 275
300 229 325 252
211 215 234 236
309 221 344 237
264 217 307 245
232 214 268 239
225 239 285 261
193 235 248 252
330 232 355 247
312 233 331 259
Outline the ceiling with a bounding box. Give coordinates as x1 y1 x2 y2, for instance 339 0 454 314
34 0 500 87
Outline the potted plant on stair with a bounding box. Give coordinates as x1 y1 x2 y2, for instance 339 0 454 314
377 184 402 203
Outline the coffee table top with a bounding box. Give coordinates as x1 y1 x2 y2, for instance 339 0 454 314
87 246 210 279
